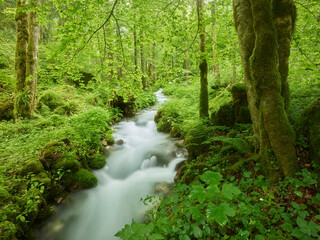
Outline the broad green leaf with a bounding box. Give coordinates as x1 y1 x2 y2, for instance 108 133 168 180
254 235 265 240
291 229 305 239
206 204 228 226
149 233 165 240
281 222 293 232
192 224 202 238
200 171 222 185
190 184 206 202
221 203 235 217
221 183 241 200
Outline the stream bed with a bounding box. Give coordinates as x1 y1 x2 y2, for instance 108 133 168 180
36 90 186 240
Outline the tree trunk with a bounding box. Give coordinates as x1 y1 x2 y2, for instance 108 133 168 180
26 0 41 114
273 0 296 113
152 43 157 83
140 31 147 89
232 43 237 84
133 23 138 71
233 0 259 137
14 0 30 119
211 2 220 83
233 0 298 177
197 0 209 119
250 0 297 176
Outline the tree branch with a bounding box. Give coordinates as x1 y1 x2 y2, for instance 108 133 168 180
71 0 118 60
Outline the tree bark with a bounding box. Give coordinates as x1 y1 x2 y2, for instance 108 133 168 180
250 0 297 176
197 0 209 119
152 43 157 83
26 0 41 114
14 0 29 119
233 0 260 137
233 0 298 177
273 0 296 113
140 31 147 89
211 2 220 83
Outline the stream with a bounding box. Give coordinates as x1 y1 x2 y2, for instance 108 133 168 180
36 90 186 240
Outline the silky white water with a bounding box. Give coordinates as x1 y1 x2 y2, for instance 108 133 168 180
36 90 185 240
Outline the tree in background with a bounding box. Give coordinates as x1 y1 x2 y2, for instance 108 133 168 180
197 0 209 119
233 0 298 177
14 0 41 119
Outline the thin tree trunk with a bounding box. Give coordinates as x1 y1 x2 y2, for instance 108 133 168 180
211 2 220 83
14 0 29 119
140 31 147 89
152 43 157 83
233 0 259 137
133 23 138 71
197 0 209 119
26 0 41 115
232 43 237 84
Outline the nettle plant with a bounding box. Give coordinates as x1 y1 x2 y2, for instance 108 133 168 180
117 168 320 240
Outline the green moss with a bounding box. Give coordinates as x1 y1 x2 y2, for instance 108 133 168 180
38 90 63 111
0 97 14 121
105 134 115 145
71 169 98 190
55 157 81 172
0 221 17 240
0 186 12 204
237 106 251 124
87 153 106 169
180 162 208 184
230 83 247 103
185 122 211 159
211 103 236 127
39 141 66 170
295 99 320 165
18 159 43 175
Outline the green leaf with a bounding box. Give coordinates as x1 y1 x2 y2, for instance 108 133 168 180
291 229 305 239
206 204 228 226
192 224 202 238
149 233 165 240
221 203 235 217
200 171 222 185
281 222 293 232
221 183 241 200
297 217 308 229
190 184 206 202
254 235 265 240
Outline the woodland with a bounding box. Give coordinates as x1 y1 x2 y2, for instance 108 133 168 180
0 0 320 239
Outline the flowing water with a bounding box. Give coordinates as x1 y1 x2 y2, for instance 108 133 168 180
36 90 185 240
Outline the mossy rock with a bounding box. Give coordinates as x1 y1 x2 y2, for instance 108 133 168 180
0 221 17 240
55 156 81 172
105 134 115 145
211 102 236 128
0 187 12 205
66 169 98 190
39 141 66 170
34 172 51 188
0 97 14 121
230 83 247 104
236 106 251 124
18 159 43 175
87 153 106 169
185 123 211 159
295 98 320 165
38 90 63 111
170 125 182 138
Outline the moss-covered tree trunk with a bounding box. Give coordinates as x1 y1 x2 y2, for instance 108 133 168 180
273 0 296 113
233 0 260 137
14 0 30 119
233 0 298 177
211 2 220 84
197 0 209 119
26 0 41 114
